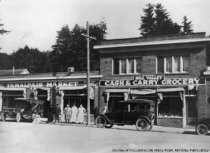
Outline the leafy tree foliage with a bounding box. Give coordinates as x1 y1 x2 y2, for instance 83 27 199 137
0 53 12 69
11 46 47 73
50 21 107 72
181 16 193 34
50 25 74 72
140 3 155 37
140 3 183 37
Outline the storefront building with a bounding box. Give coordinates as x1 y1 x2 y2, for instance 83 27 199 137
0 71 102 122
95 33 210 128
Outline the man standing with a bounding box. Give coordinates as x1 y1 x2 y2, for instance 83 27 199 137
77 104 86 124
70 104 77 123
64 104 71 123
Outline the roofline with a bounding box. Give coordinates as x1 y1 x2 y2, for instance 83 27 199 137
94 37 210 50
0 75 103 82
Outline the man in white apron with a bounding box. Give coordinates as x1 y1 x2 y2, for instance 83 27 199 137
70 104 77 123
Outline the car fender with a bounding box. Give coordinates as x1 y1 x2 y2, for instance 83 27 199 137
97 114 112 124
136 116 151 123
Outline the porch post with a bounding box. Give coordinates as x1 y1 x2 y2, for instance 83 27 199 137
0 92 2 111
60 90 64 114
182 94 186 128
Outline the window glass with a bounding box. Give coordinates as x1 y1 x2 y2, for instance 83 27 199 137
121 59 126 74
183 56 189 72
157 57 164 73
113 59 119 74
165 57 172 72
136 58 142 73
173 56 180 72
128 59 134 74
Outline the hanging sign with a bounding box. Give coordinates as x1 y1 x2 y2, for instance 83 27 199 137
100 75 205 87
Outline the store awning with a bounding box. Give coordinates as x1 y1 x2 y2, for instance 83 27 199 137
105 89 130 93
130 89 156 95
157 87 184 93
59 86 87 90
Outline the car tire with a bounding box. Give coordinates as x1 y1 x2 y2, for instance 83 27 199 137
105 123 113 128
95 116 106 128
136 118 149 131
196 124 208 135
16 112 22 122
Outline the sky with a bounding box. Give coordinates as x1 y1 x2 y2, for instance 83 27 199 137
1 0 210 54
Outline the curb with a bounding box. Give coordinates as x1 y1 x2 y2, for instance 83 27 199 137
47 122 195 134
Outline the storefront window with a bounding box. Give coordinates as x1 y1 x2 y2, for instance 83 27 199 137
2 91 23 108
108 93 124 112
158 97 183 117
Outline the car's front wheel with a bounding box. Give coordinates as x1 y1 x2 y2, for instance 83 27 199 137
16 112 22 122
196 124 208 135
105 123 113 128
95 116 107 128
136 118 149 131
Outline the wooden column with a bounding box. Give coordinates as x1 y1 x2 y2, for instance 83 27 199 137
182 94 187 128
0 92 2 111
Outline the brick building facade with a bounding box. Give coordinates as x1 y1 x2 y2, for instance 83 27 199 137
95 33 210 128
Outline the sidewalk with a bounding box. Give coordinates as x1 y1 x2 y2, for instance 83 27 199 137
53 121 196 134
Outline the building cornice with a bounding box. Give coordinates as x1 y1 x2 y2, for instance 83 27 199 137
0 75 103 82
94 37 210 50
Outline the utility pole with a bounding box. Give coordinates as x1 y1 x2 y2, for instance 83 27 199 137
81 21 96 126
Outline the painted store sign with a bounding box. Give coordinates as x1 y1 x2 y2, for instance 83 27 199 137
100 75 205 87
0 82 79 88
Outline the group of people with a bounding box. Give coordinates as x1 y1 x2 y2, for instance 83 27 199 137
64 104 86 124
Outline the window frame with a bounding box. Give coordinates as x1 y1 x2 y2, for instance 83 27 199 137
157 55 189 74
112 57 142 75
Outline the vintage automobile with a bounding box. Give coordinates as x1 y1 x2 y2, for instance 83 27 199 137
196 118 210 135
1 98 44 122
95 99 155 131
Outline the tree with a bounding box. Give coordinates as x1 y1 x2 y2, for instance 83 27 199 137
50 20 107 72
181 16 193 34
89 20 107 70
139 3 182 37
12 46 47 73
51 25 74 72
139 3 155 37
0 53 12 69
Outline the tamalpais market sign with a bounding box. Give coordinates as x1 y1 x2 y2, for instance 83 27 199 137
100 75 204 87
1 82 79 88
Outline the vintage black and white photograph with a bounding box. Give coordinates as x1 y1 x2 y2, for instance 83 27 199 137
0 0 210 153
